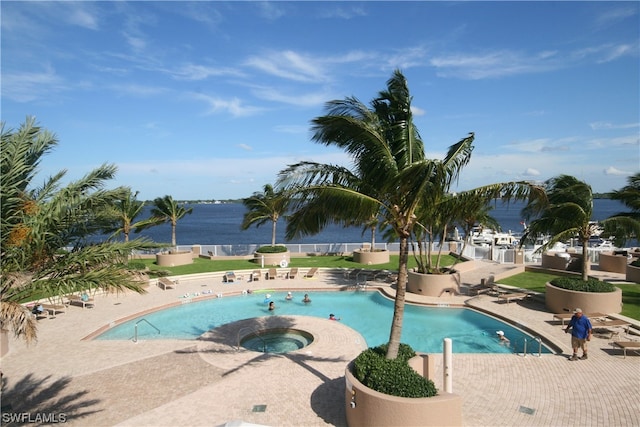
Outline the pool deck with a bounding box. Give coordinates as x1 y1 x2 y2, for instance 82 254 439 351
2 261 639 426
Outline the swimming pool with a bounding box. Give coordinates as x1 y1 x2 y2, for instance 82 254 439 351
96 291 552 354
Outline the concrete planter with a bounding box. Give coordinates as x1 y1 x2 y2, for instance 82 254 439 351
253 250 291 267
344 360 462 427
545 282 622 314
627 264 640 283
156 251 193 267
352 249 390 265
407 270 460 297
599 252 629 274
541 252 572 270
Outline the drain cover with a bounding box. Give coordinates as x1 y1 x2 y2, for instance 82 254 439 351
519 406 535 415
252 405 267 413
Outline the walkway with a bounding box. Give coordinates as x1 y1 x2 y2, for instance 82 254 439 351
1 261 638 426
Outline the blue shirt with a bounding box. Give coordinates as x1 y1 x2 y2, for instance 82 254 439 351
568 315 592 339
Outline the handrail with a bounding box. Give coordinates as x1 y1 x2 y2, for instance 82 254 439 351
133 318 160 343
521 336 543 357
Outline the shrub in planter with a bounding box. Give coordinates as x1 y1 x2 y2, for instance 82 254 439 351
631 259 640 268
353 343 437 398
549 277 615 293
255 245 288 254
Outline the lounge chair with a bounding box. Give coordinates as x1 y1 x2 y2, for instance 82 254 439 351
41 304 65 316
288 268 298 279
251 270 261 281
304 267 318 279
223 272 237 283
497 292 529 304
612 341 640 358
267 268 277 280
158 277 177 290
67 294 94 308
553 312 607 326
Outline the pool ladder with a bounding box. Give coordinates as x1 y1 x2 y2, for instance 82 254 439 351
133 318 160 343
520 336 543 357
237 327 266 352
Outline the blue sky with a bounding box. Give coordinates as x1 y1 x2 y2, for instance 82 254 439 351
2 1 639 201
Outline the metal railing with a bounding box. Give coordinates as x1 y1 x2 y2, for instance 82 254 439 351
133 318 160 343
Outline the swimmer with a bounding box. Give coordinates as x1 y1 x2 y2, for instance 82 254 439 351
496 330 510 345
302 294 311 304
329 313 341 321
268 301 276 311
285 292 293 301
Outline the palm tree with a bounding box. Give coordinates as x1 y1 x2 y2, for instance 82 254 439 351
279 71 542 360
1 118 156 343
279 70 476 359
101 189 164 242
603 173 640 247
521 174 638 281
240 184 290 247
150 195 193 249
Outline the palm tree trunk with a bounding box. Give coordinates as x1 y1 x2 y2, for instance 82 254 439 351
582 236 590 281
386 236 408 359
370 226 376 250
271 220 277 246
171 222 177 249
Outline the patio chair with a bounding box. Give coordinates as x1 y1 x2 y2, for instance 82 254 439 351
267 268 277 280
158 277 178 289
304 267 318 279
611 341 640 358
251 270 261 281
223 272 237 283
288 268 298 279
67 294 95 308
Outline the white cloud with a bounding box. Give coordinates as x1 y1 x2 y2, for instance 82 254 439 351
168 63 243 81
523 168 541 177
191 93 264 117
245 50 329 83
604 167 632 176
1 66 65 102
237 144 253 151
590 121 640 130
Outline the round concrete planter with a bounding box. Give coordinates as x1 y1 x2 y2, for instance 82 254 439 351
407 270 460 297
599 252 629 274
545 282 622 314
352 249 390 265
627 264 640 283
253 250 291 267
344 361 462 427
156 251 193 267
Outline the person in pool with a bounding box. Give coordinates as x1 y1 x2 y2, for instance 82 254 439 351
268 301 276 311
329 313 340 321
496 330 510 346
302 294 311 304
285 292 293 301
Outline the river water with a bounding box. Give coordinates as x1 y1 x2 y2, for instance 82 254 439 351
118 199 629 246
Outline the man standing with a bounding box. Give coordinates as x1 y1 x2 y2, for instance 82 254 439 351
565 308 593 360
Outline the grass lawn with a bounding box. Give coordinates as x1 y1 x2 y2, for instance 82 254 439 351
132 254 459 276
498 271 640 321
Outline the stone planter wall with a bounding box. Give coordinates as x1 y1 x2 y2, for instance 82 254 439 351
352 249 390 265
344 360 462 427
545 282 622 314
253 251 291 267
156 251 193 267
407 270 460 297
627 264 640 283
599 252 628 274
541 252 571 270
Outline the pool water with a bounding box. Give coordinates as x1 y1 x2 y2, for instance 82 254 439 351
97 291 552 354
240 329 313 353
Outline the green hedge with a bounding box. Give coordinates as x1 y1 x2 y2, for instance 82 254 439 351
353 343 437 398
255 245 288 254
550 277 615 292
631 259 640 268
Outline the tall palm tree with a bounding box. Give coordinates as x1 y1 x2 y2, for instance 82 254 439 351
102 189 164 242
279 70 476 359
150 195 193 248
521 174 637 281
279 71 542 360
241 184 290 247
1 118 156 343
603 173 640 247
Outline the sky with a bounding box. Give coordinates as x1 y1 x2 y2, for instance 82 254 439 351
2 1 639 201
